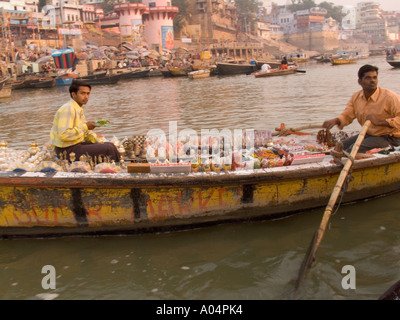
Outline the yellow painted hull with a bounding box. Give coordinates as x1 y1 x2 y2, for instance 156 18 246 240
1 154 400 238
168 67 189 76
331 58 357 65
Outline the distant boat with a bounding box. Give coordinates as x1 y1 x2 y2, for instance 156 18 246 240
253 65 299 78
31 78 56 88
117 69 151 80
159 68 172 77
386 54 400 68
287 52 310 63
10 77 55 89
55 73 78 86
216 61 257 75
331 57 357 65
76 73 121 85
168 67 191 77
188 69 210 79
192 64 218 75
79 71 107 80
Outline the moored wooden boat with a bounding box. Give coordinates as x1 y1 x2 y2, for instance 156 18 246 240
79 71 107 80
55 74 78 86
168 67 191 77
1 151 400 238
117 69 151 80
31 78 56 88
76 73 121 85
9 77 55 89
253 66 299 78
216 61 257 75
159 68 172 77
188 69 210 79
192 64 218 75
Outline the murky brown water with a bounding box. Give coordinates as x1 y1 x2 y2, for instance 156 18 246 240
1 56 400 300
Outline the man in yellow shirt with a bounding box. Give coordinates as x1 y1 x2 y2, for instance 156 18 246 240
322 64 400 153
50 80 120 162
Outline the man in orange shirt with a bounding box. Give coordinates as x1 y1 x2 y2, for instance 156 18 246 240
322 64 400 153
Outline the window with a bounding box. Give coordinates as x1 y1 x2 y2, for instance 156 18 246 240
149 2 156 7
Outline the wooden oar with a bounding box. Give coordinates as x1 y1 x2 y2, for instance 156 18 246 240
272 123 323 136
294 120 371 294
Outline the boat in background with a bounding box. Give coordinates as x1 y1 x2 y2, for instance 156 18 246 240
287 52 310 63
116 69 151 80
79 71 107 80
386 54 400 68
168 66 191 77
216 60 257 75
76 73 121 85
9 77 55 89
188 69 210 79
253 65 299 78
331 57 357 65
31 78 55 88
159 68 172 77
55 73 78 86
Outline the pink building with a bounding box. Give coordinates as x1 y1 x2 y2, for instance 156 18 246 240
141 0 179 51
114 3 147 37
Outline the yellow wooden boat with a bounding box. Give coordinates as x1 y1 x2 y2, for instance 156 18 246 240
168 67 190 76
331 58 357 65
1 151 400 238
188 69 210 79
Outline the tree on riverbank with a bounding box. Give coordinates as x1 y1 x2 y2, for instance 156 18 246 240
235 0 259 33
172 0 189 37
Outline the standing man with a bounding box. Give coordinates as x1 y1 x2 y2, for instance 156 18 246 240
50 80 121 162
322 64 400 153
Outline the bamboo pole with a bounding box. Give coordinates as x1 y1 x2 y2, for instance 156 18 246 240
294 120 371 294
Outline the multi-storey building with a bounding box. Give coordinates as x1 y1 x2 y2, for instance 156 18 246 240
356 2 387 42
295 7 327 32
185 0 237 44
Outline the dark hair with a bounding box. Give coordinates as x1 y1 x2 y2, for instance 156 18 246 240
358 64 378 80
69 80 91 97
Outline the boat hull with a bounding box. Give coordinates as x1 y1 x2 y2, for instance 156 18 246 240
76 74 121 85
331 58 357 65
216 62 257 75
387 60 400 68
1 154 400 238
55 77 74 86
188 70 210 79
118 69 151 80
253 67 298 78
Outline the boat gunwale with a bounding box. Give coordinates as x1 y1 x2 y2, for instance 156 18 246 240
0 153 398 189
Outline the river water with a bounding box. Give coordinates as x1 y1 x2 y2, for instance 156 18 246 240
1 56 400 301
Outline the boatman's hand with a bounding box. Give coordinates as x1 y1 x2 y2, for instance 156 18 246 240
322 118 340 130
86 121 98 130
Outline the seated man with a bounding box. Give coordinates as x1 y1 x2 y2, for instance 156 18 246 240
50 80 120 163
322 64 400 154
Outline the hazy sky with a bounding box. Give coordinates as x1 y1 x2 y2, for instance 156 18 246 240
274 1 400 11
